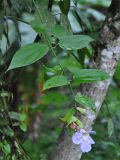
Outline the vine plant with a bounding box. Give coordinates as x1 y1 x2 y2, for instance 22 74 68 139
0 0 111 159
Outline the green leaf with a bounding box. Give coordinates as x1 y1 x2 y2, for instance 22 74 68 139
60 56 81 69
107 118 114 137
7 43 49 70
51 25 69 38
9 112 21 121
77 0 110 7
68 67 110 83
43 65 62 75
19 114 26 122
9 112 26 122
30 20 46 33
3 127 14 137
3 141 11 155
76 107 86 114
43 75 69 90
59 0 70 15
20 123 27 132
75 93 96 111
60 108 75 123
0 92 10 97
76 119 83 128
59 35 94 50
67 116 78 125
61 110 83 127
76 9 92 31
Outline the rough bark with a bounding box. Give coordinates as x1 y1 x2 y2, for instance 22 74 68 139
52 1 120 160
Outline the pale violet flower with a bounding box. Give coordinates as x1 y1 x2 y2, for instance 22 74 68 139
72 129 95 153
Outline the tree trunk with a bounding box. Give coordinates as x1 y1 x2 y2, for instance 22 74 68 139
52 0 120 160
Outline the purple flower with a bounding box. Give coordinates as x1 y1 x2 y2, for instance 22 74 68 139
72 129 95 153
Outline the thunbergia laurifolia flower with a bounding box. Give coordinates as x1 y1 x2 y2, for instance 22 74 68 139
72 129 95 153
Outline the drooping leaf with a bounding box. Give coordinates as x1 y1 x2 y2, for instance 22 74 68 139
48 0 53 11
107 118 114 137
43 75 69 90
76 9 92 31
59 0 70 15
7 43 49 70
59 35 94 50
75 93 96 111
68 67 110 83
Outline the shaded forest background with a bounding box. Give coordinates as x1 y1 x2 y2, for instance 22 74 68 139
0 0 120 160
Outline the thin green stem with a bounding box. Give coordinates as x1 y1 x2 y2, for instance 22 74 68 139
32 0 76 100
71 52 81 64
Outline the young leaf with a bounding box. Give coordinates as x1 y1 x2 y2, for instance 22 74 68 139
43 75 69 90
76 119 83 128
68 67 110 83
7 43 49 71
75 93 96 111
59 35 94 50
107 118 114 137
76 107 86 114
60 109 75 123
67 116 78 125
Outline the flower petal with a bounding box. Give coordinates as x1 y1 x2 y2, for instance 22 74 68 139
72 132 83 145
89 130 96 135
86 135 95 144
80 129 86 134
80 142 91 153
